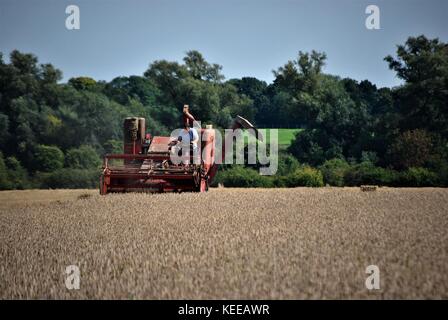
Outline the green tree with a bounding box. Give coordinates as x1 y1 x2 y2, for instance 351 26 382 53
385 35 448 138
280 52 372 165
34 145 64 172
0 113 10 147
38 168 99 189
183 50 224 82
285 166 324 187
399 167 439 187
68 77 98 91
0 50 39 113
344 161 397 186
320 158 350 186
0 152 11 190
104 76 160 105
5 156 28 189
273 50 326 93
276 153 301 176
144 60 189 105
388 129 434 169
103 139 123 154
65 145 101 169
228 77 269 126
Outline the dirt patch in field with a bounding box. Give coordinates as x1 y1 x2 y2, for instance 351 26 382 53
0 188 447 299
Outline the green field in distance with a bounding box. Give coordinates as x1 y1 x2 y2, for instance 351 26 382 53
244 128 302 147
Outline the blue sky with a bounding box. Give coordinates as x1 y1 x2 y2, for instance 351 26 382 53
1 0 447 88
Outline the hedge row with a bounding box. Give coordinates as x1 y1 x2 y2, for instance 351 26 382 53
35 169 100 189
213 160 447 188
321 159 444 187
212 166 324 188
1 147 102 190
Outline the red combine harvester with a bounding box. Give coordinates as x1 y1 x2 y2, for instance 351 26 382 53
99 106 262 194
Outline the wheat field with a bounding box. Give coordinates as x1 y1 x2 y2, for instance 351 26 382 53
0 188 447 299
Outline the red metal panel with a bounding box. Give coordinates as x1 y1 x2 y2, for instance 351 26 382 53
105 153 170 161
149 136 175 153
108 173 194 180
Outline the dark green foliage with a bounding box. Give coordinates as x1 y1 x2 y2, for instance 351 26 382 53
0 153 11 189
183 50 225 82
281 166 324 187
344 162 398 186
320 158 350 186
34 145 64 172
104 76 160 105
65 145 101 169
143 54 254 126
68 77 98 91
388 129 435 169
212 166 274 188
4 156 29 189
276 153 301 176
385 36 448 138
398 167 439 187
103 139 123 155
213 164 324 188
1 36 448 189
0 113 9 146
288 130 327 166
37 169 100 189
0 152 29 189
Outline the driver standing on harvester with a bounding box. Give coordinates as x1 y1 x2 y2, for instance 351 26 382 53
171 105 199 166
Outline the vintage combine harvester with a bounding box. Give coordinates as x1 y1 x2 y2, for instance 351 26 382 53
99 106 262 194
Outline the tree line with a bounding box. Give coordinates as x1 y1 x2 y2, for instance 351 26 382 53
1 35 447 189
